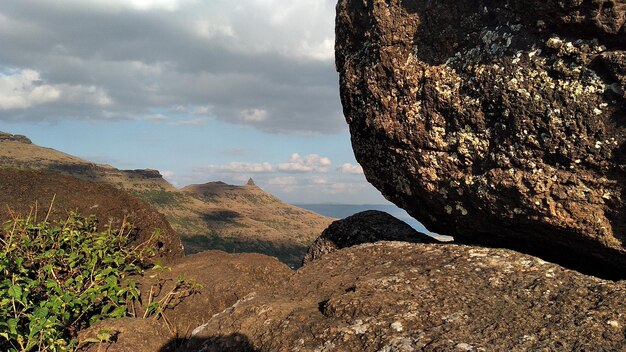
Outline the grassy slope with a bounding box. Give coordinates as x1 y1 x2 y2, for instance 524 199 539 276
0 135 333 267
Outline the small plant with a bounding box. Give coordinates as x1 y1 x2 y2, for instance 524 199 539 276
0 212 152 351
142 266 202 335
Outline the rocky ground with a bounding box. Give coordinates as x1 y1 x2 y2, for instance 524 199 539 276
78 241 626 351
78 251 292 351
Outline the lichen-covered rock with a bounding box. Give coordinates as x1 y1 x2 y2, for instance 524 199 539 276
303 210 436 265
336 0 626 277
182 242 626 351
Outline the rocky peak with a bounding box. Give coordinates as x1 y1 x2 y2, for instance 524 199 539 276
246 177 256 186
0 132 32 144
125 169 163 179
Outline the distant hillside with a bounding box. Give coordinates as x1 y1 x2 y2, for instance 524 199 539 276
0 132 173 191
180 180 334 264
0 132 333 267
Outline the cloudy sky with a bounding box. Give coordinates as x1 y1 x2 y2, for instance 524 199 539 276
0 0 389 204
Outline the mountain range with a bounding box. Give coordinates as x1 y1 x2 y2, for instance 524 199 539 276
0 132 333 267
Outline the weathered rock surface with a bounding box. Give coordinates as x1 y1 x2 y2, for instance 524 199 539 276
336 0 626 277
78 251 293 352
78 318 171 352
132 251 293 337
182 242 626 351
0 168 183 262
303 210 437 265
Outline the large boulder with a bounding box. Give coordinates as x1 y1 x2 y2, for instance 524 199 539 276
0 168 184 262
336 0 626 277
303 210 437 265
182 242 626 351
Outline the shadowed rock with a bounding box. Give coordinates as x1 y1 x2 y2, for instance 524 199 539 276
0 168 183 262
302 210 437 265
335 0 626 277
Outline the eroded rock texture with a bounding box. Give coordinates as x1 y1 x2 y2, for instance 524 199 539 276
183 242 626 351
302 210 436 265
336 0 626 277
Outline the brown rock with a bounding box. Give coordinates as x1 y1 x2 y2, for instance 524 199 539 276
0 168 183 262
303 210 436 265
335 0 626 277
181 242 626 351
132 250 293 337
77 250 293 352
78 318 172 352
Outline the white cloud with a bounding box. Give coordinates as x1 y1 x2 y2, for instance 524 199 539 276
127 0 190 11
239 108 268 122
171 105 188 113
338 163 364 174
267 176 298 192
267 176 297 185
193 105 213 115
301 176 368 195
59 84 112 106
205 161 274 174
306 180 369 195
194 153 333 179
140 113 168 121
291 38 335 62
0 0 344 134
160 170 175 178
0 69 111 111
58 0 195 11
310 176 330 185
0 70 61 110
277 153 331 173
194 21 236 40
168 117 209 126
160 170 180 186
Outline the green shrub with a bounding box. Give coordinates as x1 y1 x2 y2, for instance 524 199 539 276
0 213 153 351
